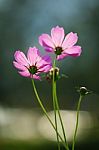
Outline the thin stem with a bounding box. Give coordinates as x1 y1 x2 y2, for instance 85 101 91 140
72 95 83 150
31 79 67 149
54 81 69 150
52 60 60 150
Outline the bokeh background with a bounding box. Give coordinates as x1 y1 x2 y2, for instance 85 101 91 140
0 0 99 149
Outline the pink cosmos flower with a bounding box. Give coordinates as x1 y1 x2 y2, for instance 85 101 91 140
13 47 52 80
39 26 82 60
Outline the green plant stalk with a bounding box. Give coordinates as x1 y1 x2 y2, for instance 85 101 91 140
54 81 69 150
31 79 67 149
52 59 60 150
52 60 69 150
72 95 83 150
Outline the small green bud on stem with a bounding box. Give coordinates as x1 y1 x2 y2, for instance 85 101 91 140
77 86 92 96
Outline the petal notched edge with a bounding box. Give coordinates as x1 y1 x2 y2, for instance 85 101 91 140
64 46 82 56
14 51 28 66
27 47 40 65
13 61 26 71
51 26 65 47
62 32 78 49
39 34 54 51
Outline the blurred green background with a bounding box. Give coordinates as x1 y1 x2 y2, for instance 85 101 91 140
0 0 99 149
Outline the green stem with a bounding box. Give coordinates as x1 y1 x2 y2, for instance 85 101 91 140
54 81 69 150
72 95 83 150
31 79 67 149
52 60 60 150
52 60 69 150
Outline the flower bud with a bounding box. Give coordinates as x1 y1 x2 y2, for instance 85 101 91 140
49 67 60 81
77 86 92 96
46 67 60 81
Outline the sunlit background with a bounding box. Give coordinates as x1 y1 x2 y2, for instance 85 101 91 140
0 0 99 149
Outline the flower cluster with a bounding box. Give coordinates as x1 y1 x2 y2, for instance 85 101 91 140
13 26 90 150
13 26 82 79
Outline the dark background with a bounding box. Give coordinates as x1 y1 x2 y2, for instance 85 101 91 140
0 0 99 149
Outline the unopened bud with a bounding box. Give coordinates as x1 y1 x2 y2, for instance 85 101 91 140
77 86 92 96
49 67 59 76
48 67 60 81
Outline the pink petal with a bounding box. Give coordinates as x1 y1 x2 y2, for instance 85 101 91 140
37 55 51 67
14 51 28 66
42 55 51 63
31 74 41 80
37 55 52 72
62 32 78 49
13 61 27 71
39 34 54 52
51 26 64 47
37 55 52 73
39 64 52 73
18 70 41 80
18 70 30 77
64 46 82 56
57 53 68 60
27 47 40 65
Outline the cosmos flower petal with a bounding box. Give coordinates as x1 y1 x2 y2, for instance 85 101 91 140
39 34 54 52
64 46 82 56
32 75 41 80
37 55 51 66
18 70 30 77
13 61 26 71
42 55 51 62
62 32 78 49
27 47 40 65
42 55 51 64
19 71 41 80
57 53 68 60
14 51 28 66
37 55 52 72
51 26 64 46
39 64 52 73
